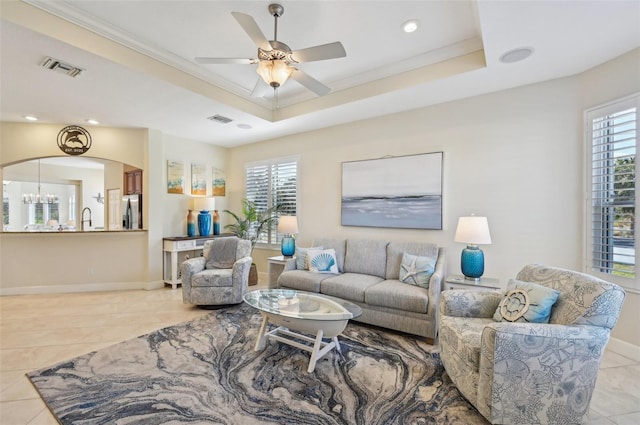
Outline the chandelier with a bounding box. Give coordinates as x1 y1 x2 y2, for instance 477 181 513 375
22 159 58 204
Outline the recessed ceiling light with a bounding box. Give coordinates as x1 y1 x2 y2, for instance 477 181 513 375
24 115 39 121
85 119 100 125
237 123 252 130
499 47 534 64
402 19 419 33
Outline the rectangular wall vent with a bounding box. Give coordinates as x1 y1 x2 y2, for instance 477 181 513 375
41 57 83 78
207 114 233 124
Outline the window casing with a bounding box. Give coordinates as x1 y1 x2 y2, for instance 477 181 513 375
245 157 298 247
586 95 639 289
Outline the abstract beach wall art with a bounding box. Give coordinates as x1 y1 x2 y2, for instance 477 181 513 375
341 152 443 229
167 161 185 194
191 163 206 196
212 167 226 196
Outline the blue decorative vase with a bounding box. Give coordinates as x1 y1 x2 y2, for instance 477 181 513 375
281 236 295 257
187 209 196 237
461 245 484 280
198 210 211 237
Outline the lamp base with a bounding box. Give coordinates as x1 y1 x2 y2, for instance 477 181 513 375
281 235 295 257
461 245 484 280
197 210 212 237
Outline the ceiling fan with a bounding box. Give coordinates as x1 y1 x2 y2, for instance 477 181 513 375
195 3 346 97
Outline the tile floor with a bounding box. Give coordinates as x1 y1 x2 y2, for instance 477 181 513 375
1 285 639 424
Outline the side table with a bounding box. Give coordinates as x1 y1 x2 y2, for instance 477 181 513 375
267 255 293 288
445 275 501 292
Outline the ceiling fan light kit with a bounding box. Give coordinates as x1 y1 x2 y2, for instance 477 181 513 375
256 59 293 88
196 3 346 98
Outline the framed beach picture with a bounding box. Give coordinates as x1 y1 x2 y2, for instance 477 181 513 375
341 152 443 230
167 161 185 194
212 167 226 196
191 163 206 196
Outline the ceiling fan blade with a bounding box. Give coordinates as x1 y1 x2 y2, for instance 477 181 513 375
290 69 331 96
195 57 257 65
250 78 270 98
231 12 272 52
290 42 346 63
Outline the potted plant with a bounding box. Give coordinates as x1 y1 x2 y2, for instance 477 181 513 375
224 198 282 285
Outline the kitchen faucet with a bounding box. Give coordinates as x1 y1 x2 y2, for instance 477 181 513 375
81 207 92 231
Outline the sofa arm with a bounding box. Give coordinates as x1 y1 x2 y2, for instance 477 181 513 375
477 322 611 424
439 289 503 318
283 257 297 272
181 257 206 302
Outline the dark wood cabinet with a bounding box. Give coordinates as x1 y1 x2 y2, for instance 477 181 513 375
125 169 142 195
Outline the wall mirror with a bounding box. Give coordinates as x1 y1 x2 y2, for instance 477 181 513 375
2 157 137 232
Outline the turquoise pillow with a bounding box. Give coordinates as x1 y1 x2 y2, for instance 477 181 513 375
493 279 560 323
399 252 436 289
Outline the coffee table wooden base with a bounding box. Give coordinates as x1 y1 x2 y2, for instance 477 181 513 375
255 314 344 373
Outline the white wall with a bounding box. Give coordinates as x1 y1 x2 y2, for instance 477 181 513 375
161 134 229 237
228 49 640 350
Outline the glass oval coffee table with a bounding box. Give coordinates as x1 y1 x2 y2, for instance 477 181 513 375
243 289 362 372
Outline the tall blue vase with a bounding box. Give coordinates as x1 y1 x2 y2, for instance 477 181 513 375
461 245 484 280
198 210 211 237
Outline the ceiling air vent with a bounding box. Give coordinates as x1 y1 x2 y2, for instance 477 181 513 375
41 57 83 78
207 114 233 124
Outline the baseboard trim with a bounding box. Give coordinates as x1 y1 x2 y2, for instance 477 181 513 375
0 281 150 296
608 336 640 362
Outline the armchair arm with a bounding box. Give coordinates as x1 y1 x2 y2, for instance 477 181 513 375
439 289 503 318
181 257 206 302
232 256 253 289
478 322 611 424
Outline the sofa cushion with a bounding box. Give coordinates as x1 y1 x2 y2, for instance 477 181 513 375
343 239 388 279
191 269 233 288
321 273 383 303
278 270 331 293
399 252 436 288
439 316 494 372
313 238 346 272
307 249 339 273
365 279 429 313
386 242 439 280
493 279 560 323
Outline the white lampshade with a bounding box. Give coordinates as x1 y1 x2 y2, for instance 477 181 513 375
454 216 492 245
277 215 299 234
256 60 294 88
193 197 215 212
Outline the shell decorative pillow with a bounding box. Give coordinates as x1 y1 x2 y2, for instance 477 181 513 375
307 249 339 274
493 279 560 323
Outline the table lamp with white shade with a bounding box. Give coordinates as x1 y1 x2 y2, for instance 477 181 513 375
193 197 215 237
454 216 492 281
277 215 298 257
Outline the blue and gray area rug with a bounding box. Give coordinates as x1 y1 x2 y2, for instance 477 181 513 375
28 304 487 424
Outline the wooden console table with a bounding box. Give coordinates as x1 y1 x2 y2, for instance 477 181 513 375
162 235 231 289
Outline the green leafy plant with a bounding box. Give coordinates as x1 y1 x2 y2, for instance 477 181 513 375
223 199 282 254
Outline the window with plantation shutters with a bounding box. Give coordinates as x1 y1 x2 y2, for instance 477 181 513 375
587 95 638 286
245 157 298 246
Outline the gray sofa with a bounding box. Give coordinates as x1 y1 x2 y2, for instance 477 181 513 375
277 238 446 340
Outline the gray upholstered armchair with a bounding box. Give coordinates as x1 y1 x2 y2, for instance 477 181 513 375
438 264 625 425
181 237 252 306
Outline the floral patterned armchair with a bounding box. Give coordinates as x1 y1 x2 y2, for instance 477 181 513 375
438 264 625 424
181 237 252 306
